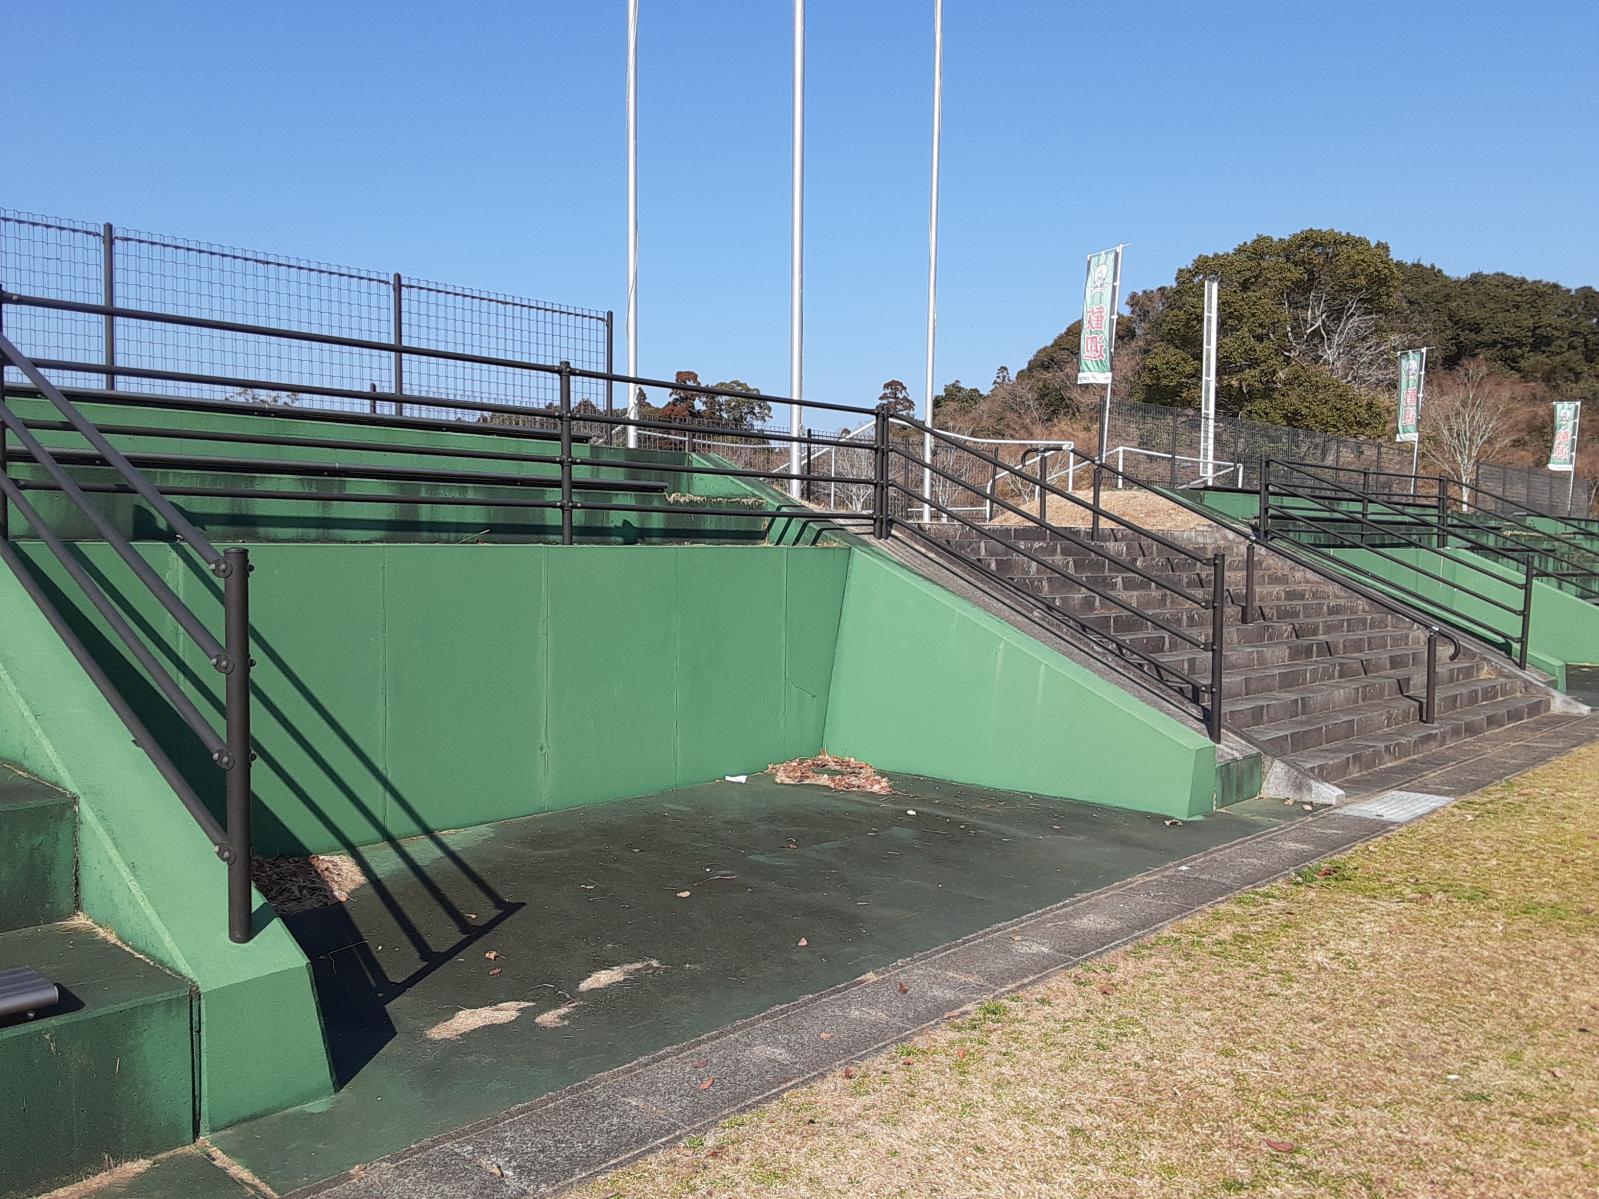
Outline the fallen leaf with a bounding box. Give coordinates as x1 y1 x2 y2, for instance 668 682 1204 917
488 967 502 977
1098 984 1114 996
484 950 502 961
797 937 809 947
698 1076 714 1091
957 1047 968 1060
1163 818 1183 827
676 891 692 898
694 1059 709 1069
841 1067 856 1079
901 1057 914 1065
818 1032 834 1041
897 982 909 994
1264 1138 1297 1154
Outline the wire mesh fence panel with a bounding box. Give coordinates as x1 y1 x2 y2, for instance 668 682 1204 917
0 212 106 393
2 208 611 428
1103 396 1595 516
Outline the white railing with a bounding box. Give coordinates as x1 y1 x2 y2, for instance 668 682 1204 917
1107 445 1244 489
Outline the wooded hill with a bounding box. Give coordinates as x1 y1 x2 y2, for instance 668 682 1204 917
934 230 1599 480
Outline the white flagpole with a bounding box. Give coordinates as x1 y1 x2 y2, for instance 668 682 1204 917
1096 245 1125 463
788 0 805 497
625 0 640 450
920 0 943 523
1200 276 1218 484
1410 346 1426 494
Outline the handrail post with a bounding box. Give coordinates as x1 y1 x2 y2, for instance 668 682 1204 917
1517 558 1534 669
1037 454 1049 525
1207 551 1226 743
803 427 814 504
558 361 574 545
872 405 890 538
0 295 8 543
984 458 998 522
1360 468 1370 524
1242 538 1256 625
1423 628 1438 724
1090 459 1103 541
221 547 253 944
1437 475 1449 549
1256 456 1270 543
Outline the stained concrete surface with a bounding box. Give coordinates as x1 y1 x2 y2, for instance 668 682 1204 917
211 773 1302 1193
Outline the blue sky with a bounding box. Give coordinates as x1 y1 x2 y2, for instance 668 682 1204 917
8 1 1597 421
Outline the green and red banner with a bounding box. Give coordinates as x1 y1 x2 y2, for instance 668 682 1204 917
1396 348 1425 443
1077 247 1121 385
1549 401 1581 472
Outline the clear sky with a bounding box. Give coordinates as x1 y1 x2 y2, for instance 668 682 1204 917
8 1 1597 420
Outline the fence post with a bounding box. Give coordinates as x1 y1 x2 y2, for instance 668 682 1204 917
222 547 253 944
1038 454 1049 525
872 406 890 538
1207 551 1226 743
604 310 616 417
391 273 405 419
559 361 574 545
1170 409 1180 487
101 223 118 392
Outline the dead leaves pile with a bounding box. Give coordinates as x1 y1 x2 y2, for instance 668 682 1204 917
252 853 368 914
768 751 892 795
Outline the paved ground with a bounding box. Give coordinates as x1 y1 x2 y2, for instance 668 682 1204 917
52 715 1599 1198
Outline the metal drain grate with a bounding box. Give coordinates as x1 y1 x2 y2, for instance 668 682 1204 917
1340 790 1454 823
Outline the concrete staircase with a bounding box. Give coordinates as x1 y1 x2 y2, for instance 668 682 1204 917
0 764 198 1199
916 524 1560 792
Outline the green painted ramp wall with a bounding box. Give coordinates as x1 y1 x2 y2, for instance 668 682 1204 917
823 549 1219 819
1323 546 1599 689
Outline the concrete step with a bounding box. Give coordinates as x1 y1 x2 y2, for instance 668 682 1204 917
1289 693 1553 784
0 918 197 1198
0 766 75 934
1248 676 1531 756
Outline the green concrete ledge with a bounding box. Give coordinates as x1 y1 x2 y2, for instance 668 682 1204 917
0 566 334 1131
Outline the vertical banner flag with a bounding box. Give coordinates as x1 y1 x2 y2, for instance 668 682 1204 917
1396 348 1425 443
1549 401 1581 471
1077 247 1120 385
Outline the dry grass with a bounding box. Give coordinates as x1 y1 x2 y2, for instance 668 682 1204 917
578 745 1599 1198
990 486 1218 531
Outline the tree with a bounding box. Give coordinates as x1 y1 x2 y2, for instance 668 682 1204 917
659 370 705 422
934 379 984 412
1422 358 1518 484
704 379 771 430
992 365 1012 387
1239 364 1388 437
877 379 915 416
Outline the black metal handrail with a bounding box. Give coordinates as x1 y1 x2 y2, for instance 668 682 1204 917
1274 458 1599 602
882 414 1227 741
1262 460 1534 668
0 334 257 943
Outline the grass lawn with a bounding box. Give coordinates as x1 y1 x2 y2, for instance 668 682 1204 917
578 744 1599 1198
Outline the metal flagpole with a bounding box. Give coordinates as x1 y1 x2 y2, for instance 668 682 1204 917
1571 404 1581 513
920 0 943 523
1095 245 1125 463
788 0 805 498
1200 276 1218 484
1410 346 1427 495
625 0 641 450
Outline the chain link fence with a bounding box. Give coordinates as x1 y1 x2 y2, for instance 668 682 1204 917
0 209 613 424
1103 396 1595 517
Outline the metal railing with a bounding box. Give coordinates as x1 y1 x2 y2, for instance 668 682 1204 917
1269 460 1599 604
0 328 257 943
1260 459 1535 668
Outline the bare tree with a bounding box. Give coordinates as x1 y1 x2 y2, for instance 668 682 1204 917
1421 358 1516 487
1282 292 1395 389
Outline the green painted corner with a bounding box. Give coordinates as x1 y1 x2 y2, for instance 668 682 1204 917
823 547 1221 819
0 564 335 1133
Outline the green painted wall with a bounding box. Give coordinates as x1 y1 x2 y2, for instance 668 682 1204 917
0 770 76 931
0 567 335 1131
12 542 850 856
823 548 1220 819
1321 546 1599 689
